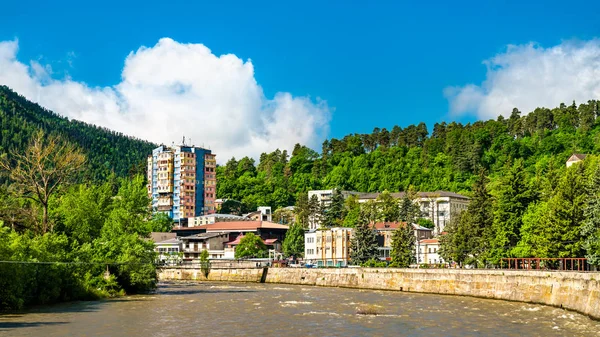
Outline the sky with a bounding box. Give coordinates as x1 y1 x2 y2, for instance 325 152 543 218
1 0 600 161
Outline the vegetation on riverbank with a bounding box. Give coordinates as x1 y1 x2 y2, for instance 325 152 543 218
0 131 162 310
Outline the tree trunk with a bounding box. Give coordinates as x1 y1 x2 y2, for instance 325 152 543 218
42 203 48 234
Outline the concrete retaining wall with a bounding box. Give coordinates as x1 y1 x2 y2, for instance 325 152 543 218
158 267 600 319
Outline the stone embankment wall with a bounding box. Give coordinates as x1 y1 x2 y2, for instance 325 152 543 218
158 267 600 319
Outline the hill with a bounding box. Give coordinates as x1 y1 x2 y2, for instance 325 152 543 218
217 101 600 210
0 86 156 180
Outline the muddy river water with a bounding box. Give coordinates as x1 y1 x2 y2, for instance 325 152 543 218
1 281 599 336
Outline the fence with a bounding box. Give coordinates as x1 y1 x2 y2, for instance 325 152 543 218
500 258 590 271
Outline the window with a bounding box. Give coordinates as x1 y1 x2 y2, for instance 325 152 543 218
428 248 432 253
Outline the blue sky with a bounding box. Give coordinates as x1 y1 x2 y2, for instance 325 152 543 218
1 1 600 159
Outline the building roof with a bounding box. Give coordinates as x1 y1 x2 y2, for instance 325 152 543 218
180 232 228 241
419 238 439 244
192 213 246 220
225 234 279 247
155 238 182 245
567 153 587 161
372 222 433 231
149 232 176 242
358 190 470 200
202 221 289 232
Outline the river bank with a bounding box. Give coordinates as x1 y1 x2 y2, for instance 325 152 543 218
158 267 600 320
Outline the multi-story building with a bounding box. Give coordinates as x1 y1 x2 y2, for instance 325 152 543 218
304 227 352 267
355 190 469 235
147 143 216 223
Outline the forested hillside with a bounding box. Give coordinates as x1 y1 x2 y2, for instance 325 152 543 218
0 86 156 180
218 100 600 211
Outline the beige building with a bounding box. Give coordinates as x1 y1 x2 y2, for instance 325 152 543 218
373 222 433 261
304 227 352 267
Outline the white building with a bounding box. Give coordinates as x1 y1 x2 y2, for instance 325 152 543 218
418 238 443 265
188 213 247 226
357 191 470 235
154 237 183 265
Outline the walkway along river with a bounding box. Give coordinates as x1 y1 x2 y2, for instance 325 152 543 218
1 281 599 336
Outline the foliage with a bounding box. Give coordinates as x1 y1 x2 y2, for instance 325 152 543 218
282 222 305 258
150 213 174 232
0 85 155 181
1 130 85 233
416 218 434 229
362 258 387 268
389 224 416 267
200 249 210 278
234 233 267 259
272 207 294 225
349 213 379 265
0 175 157 310
583 163 600 265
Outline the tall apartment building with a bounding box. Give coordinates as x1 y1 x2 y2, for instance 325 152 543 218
147 144 216 223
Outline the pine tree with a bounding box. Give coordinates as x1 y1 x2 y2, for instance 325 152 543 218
283 222 305 258
489 159 533 263
324 189 346 227
294 193 310 228
583 165 600 266
389 223 415 267
350 213 379 265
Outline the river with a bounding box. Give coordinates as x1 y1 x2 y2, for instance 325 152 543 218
1 281 599 336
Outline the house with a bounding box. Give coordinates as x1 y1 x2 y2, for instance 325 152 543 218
154 237 182 265
223 234 282 259
373 222 433 261
304 227 352 267
566 153 587 167
180 232 230 261
418 238 443 265
245 206 272 222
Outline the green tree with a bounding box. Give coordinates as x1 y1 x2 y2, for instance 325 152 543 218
150 213 174 232
235 233 267 259
324 189 346 227
0 130 86 233
389 224 415 267
282 222 305 258
377 190 400 222
583 164 600 266
399 186 420 225
350 213 379 265
342 195 361 227
489 159 533 263
200 249 210 278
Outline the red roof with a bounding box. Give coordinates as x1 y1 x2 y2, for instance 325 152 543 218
224 234 279 247
419 238 439 244
372 222 404 230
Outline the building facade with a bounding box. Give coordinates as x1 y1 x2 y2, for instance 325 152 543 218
304 227 352 267
147 144 216 223
418 238 443 265
355 191 470 235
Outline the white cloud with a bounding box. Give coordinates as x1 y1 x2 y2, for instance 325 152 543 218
0 38 331 162
445 40 600 119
